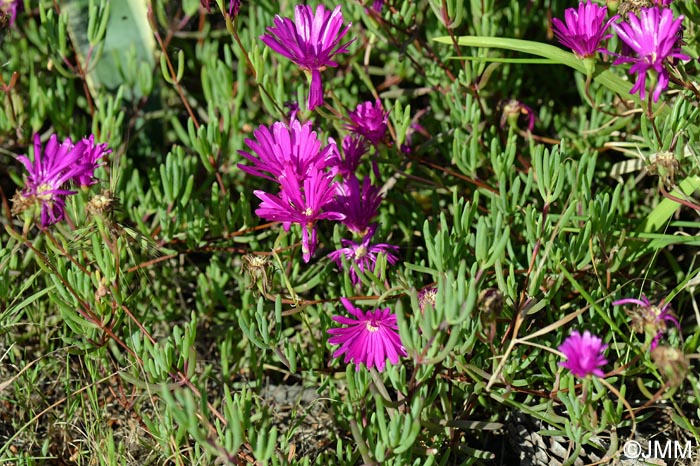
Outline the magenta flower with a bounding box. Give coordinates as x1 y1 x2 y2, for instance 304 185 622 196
0 0 19 27
238 118 336 182
331 135 369 178
71 135 110 187
613 7 688 102
229 0 240 17
347 100 390 146
260 5 354 110
552 1 618 59
254 166 344 262
328 298 407 372
328 225 399 285
329 175 382 235
14 134 104 227
558 330 608 378
613 295 680 350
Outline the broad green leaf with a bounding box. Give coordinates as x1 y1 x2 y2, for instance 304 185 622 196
65 0 156 100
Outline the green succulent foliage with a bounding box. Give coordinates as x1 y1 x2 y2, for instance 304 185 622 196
1 0 699 464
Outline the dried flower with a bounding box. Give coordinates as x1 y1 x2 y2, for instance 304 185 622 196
618 0 672 20
328 225 399 285
558 330 608 378
347 99 390 146
651 345 688 387
260 5 353 110
612 295 680 349
552 1 618 59
14 134 104 227
328 297 407 372
254 166 344 262
85 189 117 217
328 174 382 235
417 286 438 314
238 118 336 182
613 7 688 102
242 254 272 294
0 0 19 28
500 99 536 132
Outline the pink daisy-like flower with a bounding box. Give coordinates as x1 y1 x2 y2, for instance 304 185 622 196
613 7 688 102
331 135 369 178
328 224 399 285
238 118 336 182
552 1 618 59
329 175 382 235
71 135 110 187
14 134 104 227
347 99 390 147
558 330 608 378
328 297 407 372
260 5 354 110
254 165 344 262
613 295 680 350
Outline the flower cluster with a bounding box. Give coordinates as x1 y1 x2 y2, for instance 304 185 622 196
13 133 109 227
327 100 397 285
552 1 687 102
325 100 401 370
238 118 342 263
243 6 403 374
260 4 354 110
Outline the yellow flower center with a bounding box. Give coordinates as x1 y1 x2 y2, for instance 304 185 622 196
366 320 379 332
36 183 54 202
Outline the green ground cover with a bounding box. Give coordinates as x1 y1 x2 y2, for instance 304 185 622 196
0 0 699 464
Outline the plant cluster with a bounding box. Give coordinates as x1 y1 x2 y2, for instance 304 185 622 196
1 0 699 465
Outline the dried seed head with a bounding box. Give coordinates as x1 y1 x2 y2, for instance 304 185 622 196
243 254 272 293
647 151 679 189
417 287 438 314
86 189 117 217
478 288 504 318
651 345 689 387
10 190 34 217
625 300 678 350
618 0 653 21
